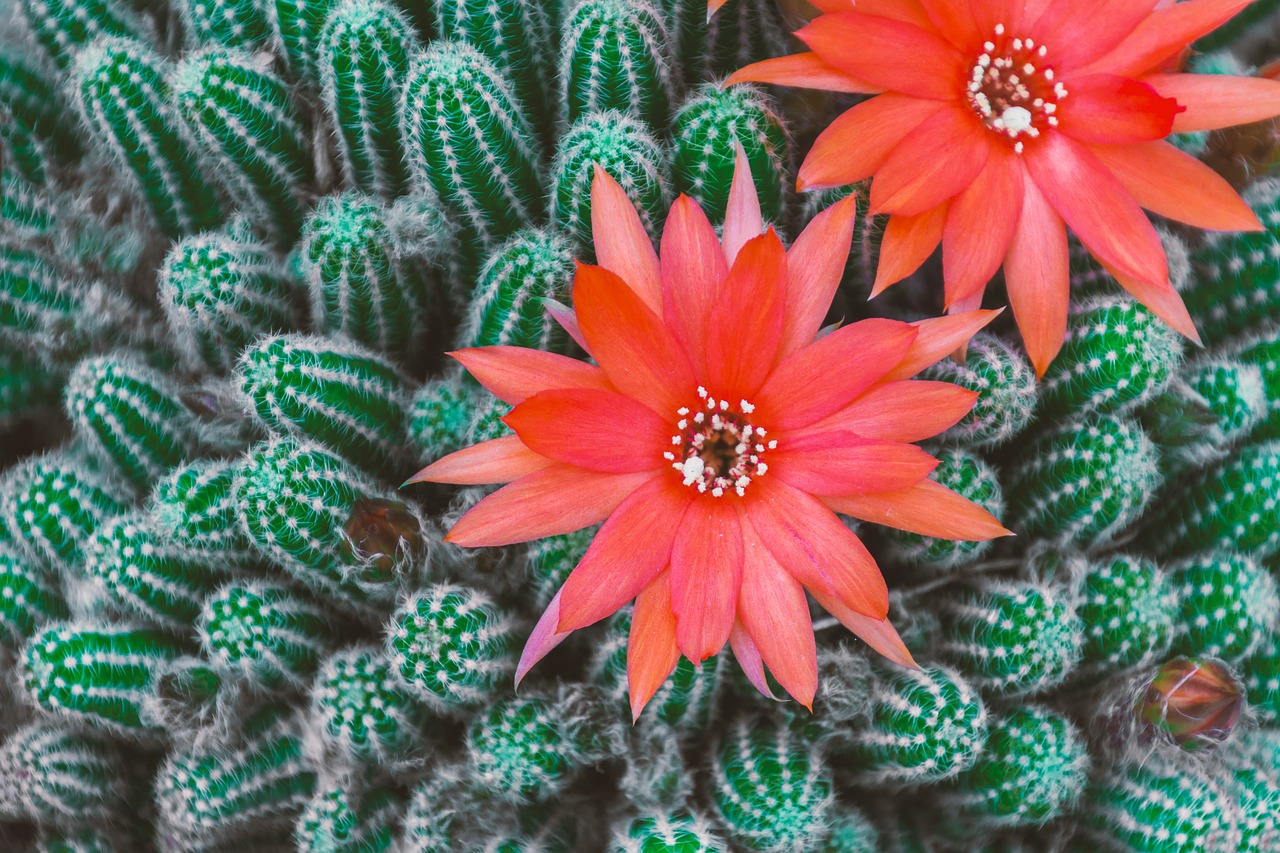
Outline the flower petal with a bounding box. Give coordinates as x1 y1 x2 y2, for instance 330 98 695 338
705 230 787 402
543 297 590 353
453 347 611 406
942 149 1024 307
628 572 682 722
591 165 662 314
670 498 743 662
917 0 983 49
810 380 978 443
1055 75 1180 144
447 467 655 547
1077 0 1256 78
881 310 1001 381
1100 261 1202 344
726 52 882 94
575 263 697 415
1003 176 1070 377
780 194 857 358
722 144 764 266
796 12 965 101
660 196 730 378
739 518 817 709
405 435 552 486
869 105 993 216
770 432 938 496
1144 73 1280 132
754 318 918 431
516 589 571 687
746 477 889 619
729 621 779 701
504 389 669 474
855 0 933 28
1090 140 1262 232
809 589 918 669
1030 0 1160 71
798 95 947 192
826 478 1013 539
871 204 949 297
557 476 693 632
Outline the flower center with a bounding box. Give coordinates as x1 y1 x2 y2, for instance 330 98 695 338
965 25 1067 153
665 387 775 498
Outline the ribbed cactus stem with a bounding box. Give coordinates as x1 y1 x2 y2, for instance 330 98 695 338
923 333 1037 448
561 0 676 130
296 781 400 853
20 0 148 68
884 448 1004 570
524 528 595 608
1146 357 1268 475
1 169 57 239
0 52 83 168
461 228 575 352
271 0 338 86
311 646 426 762
199 582 337 689
0 723 135 825
409 371 509 461
1078 554 1175 671
150 458 259 566
1169 551 1280 664
1082 759 1242 852
0 545 69 647
610 811 726 853
466 696 580 803
176 0 273 49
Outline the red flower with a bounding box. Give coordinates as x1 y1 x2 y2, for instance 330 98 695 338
729 0 1280 374
410 155 1010 718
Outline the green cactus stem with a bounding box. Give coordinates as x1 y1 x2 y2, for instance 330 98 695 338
199 582 337 690
922 333 1037 449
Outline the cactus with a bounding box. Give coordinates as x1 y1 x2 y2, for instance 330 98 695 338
408 371 502 460
709 716 832 852
271 0 339 85
523 528 594 608
550 111 671 249
1 170 58 239
0 545 69 646
1145 357 1268 474
1244 639 1280 726
319 0 419 200
668 0 787 82
1078 554 1176 671
296 780 400 853
609 810 726 853
402 41 543 259
311 646 426 763
466 696 579 803
671 83 787 225
236 333 410 479
922 333 1037 449
150 458 258 565
173 47 313 244
884 448 1004 570
199 582 337 689
71 36 222 237
20 623 184 731
0 723 138 825
560 0 676 130
949 706 1088 827
1007 415 1161 547
843 666 987 784
399 769 470 852
818 810 879 853
159 225 305 374
461 228 574 352
1169 551 1280 664
387 583 519 713
65 354 205 492
176 0 273 49
0 52 83 169
1227 328 1280 438
1040 296 1184 416
20 0 148 68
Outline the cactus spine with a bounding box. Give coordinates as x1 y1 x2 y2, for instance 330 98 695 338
271 0 338 85
150 458 258 565
1169 551 1280 663
461 228 574 352
0 723 136 825
884 448 1004 570
1146 357 1268 474
1078 554 1176 671
560 0 676 130
610 811 726 853
296 781 400 852
1082 759 1242 852
199 582 337 689
0 52 83 169
923 333 1037 448
311 646 426 762
0 545 69 646
176 0 273 49
466 696 579 803
20 0 147 68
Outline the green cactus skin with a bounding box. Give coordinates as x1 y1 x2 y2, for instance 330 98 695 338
1169 551 1280 664
408 372 492 460
560 0 675 131
402 41 544 257
709 716 832 852
0 350 64 431
0 101 53 186
387 583 519 713
150 458 259 566
0 452 130 573
177 0 273 49
20 0 148 68
923 333 1037 449
461 228 574 353
271 0 338 85
550 111 671 249
20 623 184 731
884 447 1004 570
1007 415 1161 548
1244 638 1280 726
1041 297 1184 417
466 696 577 804
0 52 83 170
296 781 400 853
156 719 317 850
159 226 305 374
844 666 987 784
816 809 879 853
668 0 787 82
399 770 470 852
173 47 313 244
1078 554 1176 671
72 37 223 238
1226 329 1280 439
35 825 150 853
65 354 205 492
311 646 426 763
610 811 726 853
671 83 788 225
320 0 419 200
1146 358 1268 474
0 723 137 825
523 527 594 608
0 545 69 647
300 193 434 361
949 706 1088 828
1229 755 1280 853
1082 759 1242 853
1 169 58 240
199 582 336 689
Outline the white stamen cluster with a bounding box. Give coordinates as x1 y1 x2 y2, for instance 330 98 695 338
966 25 1067 154
663 387 776 498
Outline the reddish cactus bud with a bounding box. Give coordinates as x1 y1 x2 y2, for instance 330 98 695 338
1137 657 1244 751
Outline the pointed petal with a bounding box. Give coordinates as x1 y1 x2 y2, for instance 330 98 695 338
798 95 946 191
809 589 918 669
705 230 788 402
660 196 730 378
628 573 682 721
770 432 938 496
722 145 764 266
810 380 978 443
869 106 993 216
1078 0 1256 78
781 194 857 357
1003 176 1070 377
1055 75 1181 144
1102 261 1202 344
708 0 728 15
871 205 949 297
670 498 743 662
516 590 571 687
447 468 655 547
504 389 668 474
725 52 882 94
754 319 917 431
881 310 1002 381
406 435 552 485
558 476 694 632
1090 140 1262 232
942 150 1024 307
1144 73 1280 132
746 478 889 619
1025 131 1168 290
453 347 611 406
739 519 817 708
543 298 590 353
1030 0 1160 71
592 165 662 314
826 478 1013 539
796 12 965 101
575 263 697 415
729 621 779 701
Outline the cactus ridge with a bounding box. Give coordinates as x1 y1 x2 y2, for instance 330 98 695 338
0 243 103 362
177 0 274 49
461 227 574 352
885 447 1004 570
1 170 58 239
1244 638 1280 726
21 0 148 68
466 696 577 803
0 723 134 824
561 0 676 130
1148 357 1269 475
1083 759 1242 853
1078 554 1175 671
150 458 259 564
0 544 69 646
272 0 339 85
610 810 726 853
1170 550 1280 663
1223 327 1280 439
296 782 400 853
200 582 337 689
924 333 1037 449
0 52 83 166
311 646 426 762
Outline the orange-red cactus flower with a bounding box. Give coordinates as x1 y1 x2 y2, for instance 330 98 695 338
728 0 1280 375
408 152 1011 720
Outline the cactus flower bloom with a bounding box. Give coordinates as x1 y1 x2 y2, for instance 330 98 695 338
729 0 1280 374
409 155 1010 718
